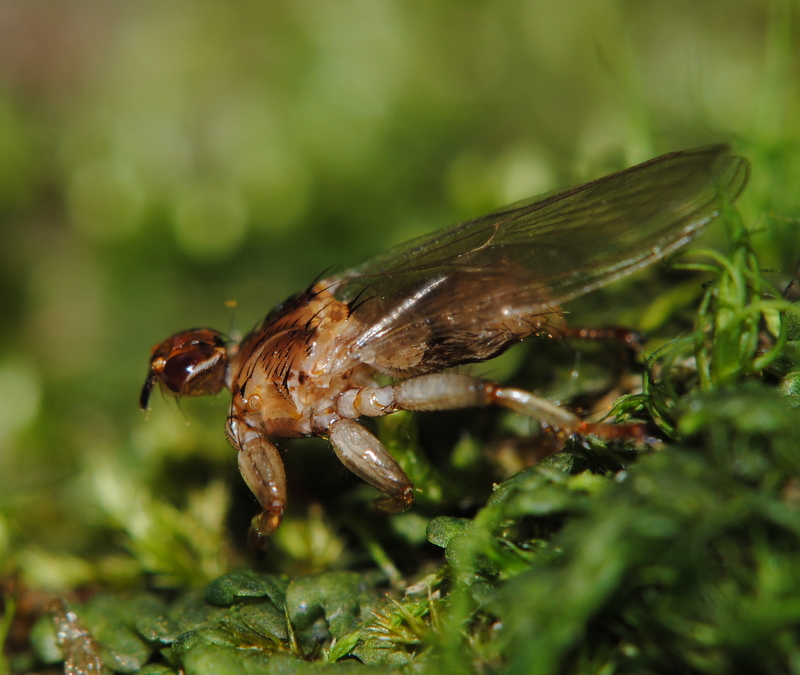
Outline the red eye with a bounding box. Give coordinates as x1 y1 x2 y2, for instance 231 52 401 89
140 329 229 409
163 342 227 395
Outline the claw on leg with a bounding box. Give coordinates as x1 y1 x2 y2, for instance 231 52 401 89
237 435 287 538
328 418 414 512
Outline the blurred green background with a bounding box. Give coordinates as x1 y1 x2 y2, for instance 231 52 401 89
0 0 798 592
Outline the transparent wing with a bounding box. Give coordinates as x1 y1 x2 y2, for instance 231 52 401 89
326 145 749 376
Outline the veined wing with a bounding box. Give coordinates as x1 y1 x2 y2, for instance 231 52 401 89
327 145 749 376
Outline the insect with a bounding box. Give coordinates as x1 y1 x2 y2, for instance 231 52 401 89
141 145 749 539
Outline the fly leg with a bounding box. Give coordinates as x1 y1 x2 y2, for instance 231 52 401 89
236 434 288 538
338 373 645 440
327 418 414 512
559 326 645 350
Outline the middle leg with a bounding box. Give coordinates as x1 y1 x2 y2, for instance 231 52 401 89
327 418 414 513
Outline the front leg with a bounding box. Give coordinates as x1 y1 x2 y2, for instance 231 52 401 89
233 430 287 538
337 373 642 440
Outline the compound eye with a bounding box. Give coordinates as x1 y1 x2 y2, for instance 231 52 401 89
163 340 228 396
141 329 228 409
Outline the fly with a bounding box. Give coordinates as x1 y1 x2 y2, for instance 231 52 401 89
141 145 749 539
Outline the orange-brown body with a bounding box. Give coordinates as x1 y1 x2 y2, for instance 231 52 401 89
226 287 374 441
141 145 749 539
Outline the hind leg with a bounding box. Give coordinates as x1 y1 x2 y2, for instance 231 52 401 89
336 372 644 440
